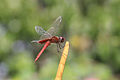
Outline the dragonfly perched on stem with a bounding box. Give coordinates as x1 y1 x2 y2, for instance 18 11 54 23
31 16 65 62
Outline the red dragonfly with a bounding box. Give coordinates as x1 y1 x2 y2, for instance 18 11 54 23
32 16 65 62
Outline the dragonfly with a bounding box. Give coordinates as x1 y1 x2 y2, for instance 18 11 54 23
32 16 65 62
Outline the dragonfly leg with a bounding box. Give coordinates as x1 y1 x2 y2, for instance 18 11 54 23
60 43 64 48
58 43 62 49
58 43 64 49
57 44 60 52
57 44 62 53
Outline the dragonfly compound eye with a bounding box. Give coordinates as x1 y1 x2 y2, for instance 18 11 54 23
59 37 64 43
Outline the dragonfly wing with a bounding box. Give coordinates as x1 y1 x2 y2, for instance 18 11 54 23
35 16 62 40
35 26 52 40
47 16 62 36
31 40 43 54
40 32 52 40
35 26 47 35
31 40 39 43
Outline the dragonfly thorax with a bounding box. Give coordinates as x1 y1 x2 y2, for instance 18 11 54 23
50 36 64 43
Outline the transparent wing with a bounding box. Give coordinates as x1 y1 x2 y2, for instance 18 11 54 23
35 26 47 35
31 40 44 56
47 16 62 36
34 16 62 40
31 40 39 43
35 26 52 40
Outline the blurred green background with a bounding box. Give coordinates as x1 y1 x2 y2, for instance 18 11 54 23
0 0 120 80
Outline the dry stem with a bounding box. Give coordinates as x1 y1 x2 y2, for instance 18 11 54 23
55 41 69 80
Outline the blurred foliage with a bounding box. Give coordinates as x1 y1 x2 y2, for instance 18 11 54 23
0 0 120 80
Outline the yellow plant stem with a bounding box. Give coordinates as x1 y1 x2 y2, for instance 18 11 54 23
55 41 69 80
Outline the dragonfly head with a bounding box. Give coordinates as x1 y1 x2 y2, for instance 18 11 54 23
59 37 65 43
